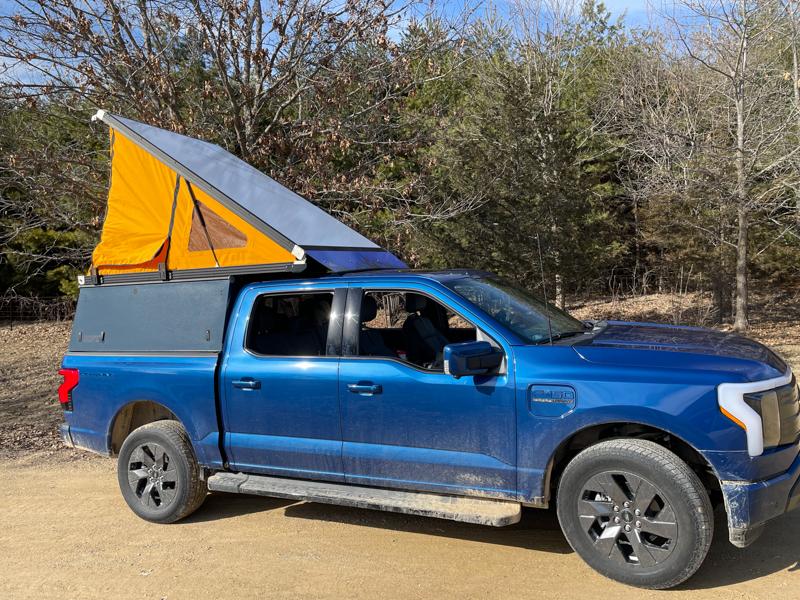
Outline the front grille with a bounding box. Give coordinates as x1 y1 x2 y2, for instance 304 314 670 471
776 377 800 446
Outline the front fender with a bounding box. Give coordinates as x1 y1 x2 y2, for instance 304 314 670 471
516 404 729 504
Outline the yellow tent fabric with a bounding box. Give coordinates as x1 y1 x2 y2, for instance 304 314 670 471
89 111 406 276
167 176 296 272
92 129 295 276
92 131 176 272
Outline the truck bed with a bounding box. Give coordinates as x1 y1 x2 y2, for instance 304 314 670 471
61 352 223 468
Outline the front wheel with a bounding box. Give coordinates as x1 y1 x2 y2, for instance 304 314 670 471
556 439 713 589
117 420 207 523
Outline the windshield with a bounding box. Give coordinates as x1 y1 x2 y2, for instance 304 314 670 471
444 276 587 344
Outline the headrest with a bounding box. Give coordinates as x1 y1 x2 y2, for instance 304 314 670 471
405 294 427 313
313 299 331 326
361 295 378 323
256 304 276 332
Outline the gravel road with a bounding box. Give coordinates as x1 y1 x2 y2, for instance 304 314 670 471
2 452 799 600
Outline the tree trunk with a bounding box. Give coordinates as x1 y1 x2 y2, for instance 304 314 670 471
712 278 723 325
721 252 733 321
714 209 733 323
554 273 565 310
733 22 749 333
734 206 749 332
711 268 732 324
632 197 641 294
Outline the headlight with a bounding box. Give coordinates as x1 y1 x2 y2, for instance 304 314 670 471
743 390 781 448
718 369 796 456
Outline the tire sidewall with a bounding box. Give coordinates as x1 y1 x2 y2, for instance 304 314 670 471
117 423 193 524
557 446 708 588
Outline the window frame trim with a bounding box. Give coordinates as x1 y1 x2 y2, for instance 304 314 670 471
242 288 346 359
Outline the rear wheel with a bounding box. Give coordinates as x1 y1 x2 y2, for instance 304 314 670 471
117 420 207 523
556 439 713 589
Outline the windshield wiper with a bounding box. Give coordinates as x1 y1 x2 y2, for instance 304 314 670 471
538 330 587 344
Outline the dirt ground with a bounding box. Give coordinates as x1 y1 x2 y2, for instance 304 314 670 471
0 320 72 457
1 293 800 599
1 452 799 600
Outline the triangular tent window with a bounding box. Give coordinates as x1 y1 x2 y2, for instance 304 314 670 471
189 200 247 252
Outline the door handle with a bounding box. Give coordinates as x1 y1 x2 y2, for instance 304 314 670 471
233 378 261 390
347 383 382 395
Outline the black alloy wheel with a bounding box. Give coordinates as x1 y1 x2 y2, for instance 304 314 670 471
117 420 207 523
557 439 713 589
578 470 678 567
126 442 179 510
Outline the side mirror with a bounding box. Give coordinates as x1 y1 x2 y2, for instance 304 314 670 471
443 341 504 378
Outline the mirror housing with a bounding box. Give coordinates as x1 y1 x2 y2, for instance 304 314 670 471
443 341 503 378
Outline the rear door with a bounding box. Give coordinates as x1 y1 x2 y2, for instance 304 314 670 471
221 285 347 481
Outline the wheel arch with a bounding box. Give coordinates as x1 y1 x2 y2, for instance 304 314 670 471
544 421 723 507
107 399 183 456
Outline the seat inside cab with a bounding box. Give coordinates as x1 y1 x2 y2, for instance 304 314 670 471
358 291 477 370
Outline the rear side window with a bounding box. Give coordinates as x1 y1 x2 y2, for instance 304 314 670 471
246 292 334 357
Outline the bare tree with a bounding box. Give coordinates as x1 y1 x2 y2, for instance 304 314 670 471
0 0 481 285
598 0 800 326
780 0 800 226
0 1 406 146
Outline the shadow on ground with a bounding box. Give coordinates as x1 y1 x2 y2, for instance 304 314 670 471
681 508 800 589
181 491 296 523
187 493 800 588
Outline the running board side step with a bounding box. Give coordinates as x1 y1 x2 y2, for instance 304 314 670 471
207 472 522 527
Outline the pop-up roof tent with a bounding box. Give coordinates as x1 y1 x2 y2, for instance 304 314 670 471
87 110 406 283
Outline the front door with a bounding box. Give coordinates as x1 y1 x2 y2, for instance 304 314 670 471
222 287 346 482
339 287 517 498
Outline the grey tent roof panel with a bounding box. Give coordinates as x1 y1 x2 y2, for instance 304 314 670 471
100 112 380 252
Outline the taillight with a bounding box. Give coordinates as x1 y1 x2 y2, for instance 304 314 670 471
58 368 79 411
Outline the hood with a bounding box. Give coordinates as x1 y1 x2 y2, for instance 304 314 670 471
572 321 787 382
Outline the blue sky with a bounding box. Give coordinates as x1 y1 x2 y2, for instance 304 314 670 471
433 0 655 31
0 0 653 28
601 0 651 27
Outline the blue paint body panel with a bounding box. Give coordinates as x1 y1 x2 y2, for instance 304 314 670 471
220 282 345 481
339 358 517 497
60 353 223 468
61 269 800 538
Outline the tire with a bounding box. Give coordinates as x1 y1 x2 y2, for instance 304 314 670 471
117 420 208 523
556 439 713 589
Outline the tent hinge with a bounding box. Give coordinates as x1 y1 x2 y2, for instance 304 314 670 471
158 263 169 281
87 267 100 286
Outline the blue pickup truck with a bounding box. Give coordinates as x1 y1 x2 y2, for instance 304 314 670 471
59 269 800 589
59 111 800 589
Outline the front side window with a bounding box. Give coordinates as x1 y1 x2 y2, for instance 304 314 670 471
246 292 333 356
358 291 476 370
443 276 587 344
